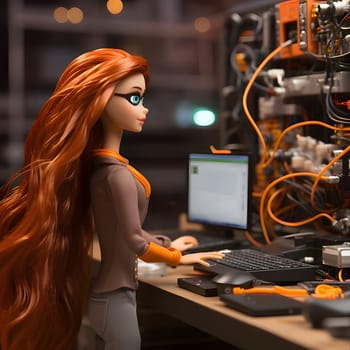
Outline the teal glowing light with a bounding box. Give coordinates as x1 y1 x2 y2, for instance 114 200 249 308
192 108 216 127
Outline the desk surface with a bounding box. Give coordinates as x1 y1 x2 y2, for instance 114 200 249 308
137 265 350 350
92 240 349 349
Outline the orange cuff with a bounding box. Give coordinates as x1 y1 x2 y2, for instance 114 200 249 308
139 242 182 267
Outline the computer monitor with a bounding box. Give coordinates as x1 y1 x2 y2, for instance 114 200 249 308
187 153 251 232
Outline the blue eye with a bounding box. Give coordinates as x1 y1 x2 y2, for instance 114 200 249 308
114 92 144 106
129 94 141 105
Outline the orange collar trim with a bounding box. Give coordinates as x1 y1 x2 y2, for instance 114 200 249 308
92 148 151 199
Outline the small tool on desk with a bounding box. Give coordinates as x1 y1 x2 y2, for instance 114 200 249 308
221 284 347 317
232 284 346 300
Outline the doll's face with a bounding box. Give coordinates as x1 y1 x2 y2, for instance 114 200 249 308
101 73 148 133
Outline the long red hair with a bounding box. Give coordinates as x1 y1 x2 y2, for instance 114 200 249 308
0 48 149 350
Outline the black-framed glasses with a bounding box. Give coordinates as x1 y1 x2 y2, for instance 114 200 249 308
114 92 144 106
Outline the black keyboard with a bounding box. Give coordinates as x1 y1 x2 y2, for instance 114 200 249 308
194 248 318 283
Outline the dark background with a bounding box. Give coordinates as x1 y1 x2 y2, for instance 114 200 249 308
0 0 278 230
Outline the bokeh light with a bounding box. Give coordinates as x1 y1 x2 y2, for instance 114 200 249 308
193 108 216 127
107 0 124 15
53 7 84 24
194 17 211 33
53 7 68 23
67 7 84 24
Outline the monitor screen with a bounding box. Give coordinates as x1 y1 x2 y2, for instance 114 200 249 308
187 153 251 231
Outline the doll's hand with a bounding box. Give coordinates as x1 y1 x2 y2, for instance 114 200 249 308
171 236 199 251
180 252 225 266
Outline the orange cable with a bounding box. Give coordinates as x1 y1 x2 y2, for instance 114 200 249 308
310 144 350 211
243 231 263 248
242 42 290 165
267 187 335 227
338 269 344 282
260 172 330 244
209 145 232 154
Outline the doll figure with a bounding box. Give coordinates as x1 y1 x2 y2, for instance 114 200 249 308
0 48 223 350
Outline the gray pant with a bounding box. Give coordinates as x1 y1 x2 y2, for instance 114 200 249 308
88 288 141 350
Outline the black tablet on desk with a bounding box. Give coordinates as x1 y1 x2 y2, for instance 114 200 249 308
220 293 303 316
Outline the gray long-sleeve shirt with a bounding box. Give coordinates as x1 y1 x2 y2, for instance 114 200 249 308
90 154 171 293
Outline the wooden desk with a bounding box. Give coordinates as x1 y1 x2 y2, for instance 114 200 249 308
137 265 349 350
